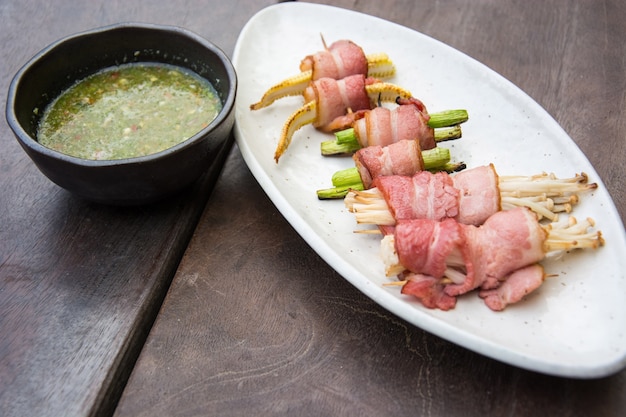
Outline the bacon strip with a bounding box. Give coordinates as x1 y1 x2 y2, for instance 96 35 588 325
353 140 425 189
443 207 547 297
303 74 374 131
401 273 457 310
353 100 435 151
452 164 501 225
372 165 501 226
300 40 368 81
395 218 464 278
478 264 545 311
373 171 461 222
388 208 548 310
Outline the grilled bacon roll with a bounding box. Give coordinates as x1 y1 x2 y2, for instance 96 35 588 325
381 207 603 311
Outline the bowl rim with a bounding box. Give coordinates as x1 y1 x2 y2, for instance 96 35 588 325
6 21 237 167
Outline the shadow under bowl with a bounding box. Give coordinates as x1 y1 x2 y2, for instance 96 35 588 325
6 22 237 205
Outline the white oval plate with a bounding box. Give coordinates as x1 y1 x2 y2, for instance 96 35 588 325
232 2 626 378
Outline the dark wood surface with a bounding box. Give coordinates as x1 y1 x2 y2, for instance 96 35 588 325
113 1 626 417
0 1 275 417
1 1 624 417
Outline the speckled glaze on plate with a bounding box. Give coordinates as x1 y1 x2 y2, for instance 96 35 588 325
233 2 626 378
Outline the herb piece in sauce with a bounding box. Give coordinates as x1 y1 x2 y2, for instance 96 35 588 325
38 63 222 160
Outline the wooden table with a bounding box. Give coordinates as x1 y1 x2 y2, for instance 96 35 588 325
1 1 624 416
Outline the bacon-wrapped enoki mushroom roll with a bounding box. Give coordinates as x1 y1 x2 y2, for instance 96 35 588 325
381 207 603 311
345 164 597 225
250 39 395 110
274 74 414 162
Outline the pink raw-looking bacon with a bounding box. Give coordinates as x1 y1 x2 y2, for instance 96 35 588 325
303 74 375 131
385 208 549 311
375 171 461 223
372 164 500 226
478 264 545 311
353 139 425 189
300 39 368 81
352 99 435 151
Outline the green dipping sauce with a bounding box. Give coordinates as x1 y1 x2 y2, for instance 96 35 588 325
37 63 222 160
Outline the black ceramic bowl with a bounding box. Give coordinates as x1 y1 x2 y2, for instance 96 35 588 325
6 23 237 205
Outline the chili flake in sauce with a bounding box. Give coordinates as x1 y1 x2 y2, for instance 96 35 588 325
37 63 222 160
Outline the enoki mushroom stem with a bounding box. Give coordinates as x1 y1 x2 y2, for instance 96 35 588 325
542 216 605 252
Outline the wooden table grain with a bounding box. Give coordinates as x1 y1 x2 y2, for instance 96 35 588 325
112 1 626 417
1 0 625 416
